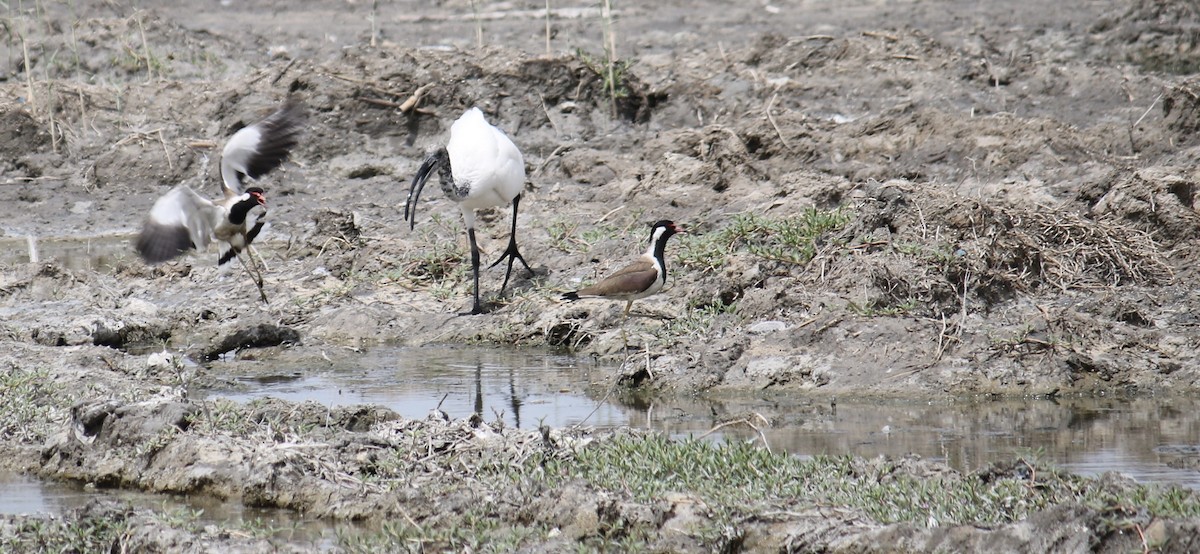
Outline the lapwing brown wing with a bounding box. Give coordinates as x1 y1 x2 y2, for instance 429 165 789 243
562 220 686 318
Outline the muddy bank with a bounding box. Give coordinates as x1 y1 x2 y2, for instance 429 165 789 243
4 0 1200 551
5 381 1200 552
5 1 1200 399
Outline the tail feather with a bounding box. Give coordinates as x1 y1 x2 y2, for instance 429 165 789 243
562 291 581 302
218 244 240 266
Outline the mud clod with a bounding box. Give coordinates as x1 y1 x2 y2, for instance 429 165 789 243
203 324 301 361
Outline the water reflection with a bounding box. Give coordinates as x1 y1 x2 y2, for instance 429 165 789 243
0 234 132 271
0 472 83 515
204 345 622 429
202 345 1200 489
670 394 1200 489
0 470 345 548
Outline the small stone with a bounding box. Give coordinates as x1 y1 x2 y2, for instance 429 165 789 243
147 351 174 368
122 297 159 318
748 320 787 334
1143 519 1167 547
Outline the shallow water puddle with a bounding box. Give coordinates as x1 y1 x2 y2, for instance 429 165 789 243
200 345 1200 489
201 345 624 429
0 472 85 515
0 234 133 272
4 353 1199 524
659 395 1200 489
0 471 341 546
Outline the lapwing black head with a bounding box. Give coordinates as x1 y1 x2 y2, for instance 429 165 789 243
135 98 306 304
404 107 534 315
562 220 686 318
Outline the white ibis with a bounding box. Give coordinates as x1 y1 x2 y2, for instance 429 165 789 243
135 98 306 303
562 220 686 317
405 107 533 315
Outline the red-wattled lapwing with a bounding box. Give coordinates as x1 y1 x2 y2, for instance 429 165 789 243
135 98 306 303
405 107 534 315
562 220 686 318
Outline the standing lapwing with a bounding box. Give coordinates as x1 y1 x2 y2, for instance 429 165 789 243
135 98 306 303
405 107 533 315
562 220 686 318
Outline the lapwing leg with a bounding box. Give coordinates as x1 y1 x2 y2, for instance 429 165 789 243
489 194 535 296
466 227 484 315
618 300 633 349
248 244 271 273
235 251 269 304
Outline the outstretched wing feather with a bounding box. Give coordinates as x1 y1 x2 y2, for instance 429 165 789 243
135 186 221 264
221 99 307 196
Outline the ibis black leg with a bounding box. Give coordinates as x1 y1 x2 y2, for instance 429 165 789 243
489 193 534 296
467 227 484 315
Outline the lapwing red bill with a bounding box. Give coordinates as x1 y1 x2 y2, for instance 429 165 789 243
135 97 306 304
404 107 534 315
562 220 686 317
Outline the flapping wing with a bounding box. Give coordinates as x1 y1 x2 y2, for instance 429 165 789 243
220 98 306 197
135 185 222 264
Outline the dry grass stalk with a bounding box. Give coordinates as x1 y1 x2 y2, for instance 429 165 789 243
544 0 552 56
968 201 1172 289
470 0 483 49
135 12 154 81
369 0 379 47
20 26 35 112
601 0 617 117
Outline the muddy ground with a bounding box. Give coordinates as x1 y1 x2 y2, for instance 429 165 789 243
5 0 1200 551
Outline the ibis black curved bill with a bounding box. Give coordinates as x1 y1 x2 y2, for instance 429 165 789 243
405 149 446 230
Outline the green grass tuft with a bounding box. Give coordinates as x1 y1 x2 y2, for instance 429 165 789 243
0 365 63 442
676 208 853 273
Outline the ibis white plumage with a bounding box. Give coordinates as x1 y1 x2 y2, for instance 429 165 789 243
135 98 306 303
405 107 533 315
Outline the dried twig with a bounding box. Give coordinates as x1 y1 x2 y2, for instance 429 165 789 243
399 84 434 113
765 93 790 150
535 144 571 176
699 413 773 453
157 129 173 170
595 205 624 224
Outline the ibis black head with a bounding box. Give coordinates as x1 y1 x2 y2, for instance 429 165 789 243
405 147 449 230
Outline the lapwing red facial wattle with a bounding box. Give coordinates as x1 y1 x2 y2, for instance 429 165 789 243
562 220 686 317
405 107 534 315
135 98 306 304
